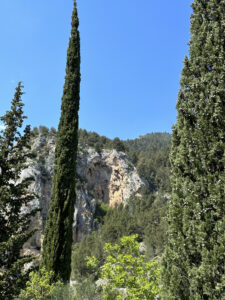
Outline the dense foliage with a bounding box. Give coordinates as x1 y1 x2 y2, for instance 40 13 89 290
17 268 64 300
41 0 81 282
87 235 161 299
135 146 170 192
125 133 171 192
125 132 171 152
71 192 167 280
78 129 126 153
0 83 38 300
17 268 101 300
162 0 225 299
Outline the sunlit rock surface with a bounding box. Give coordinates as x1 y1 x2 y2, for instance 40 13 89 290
22 134 146 253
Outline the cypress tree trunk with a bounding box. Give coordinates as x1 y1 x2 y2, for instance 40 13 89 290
41 0 80 282
162 1 225 299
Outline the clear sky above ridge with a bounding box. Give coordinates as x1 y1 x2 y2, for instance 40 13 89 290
0 0 192 140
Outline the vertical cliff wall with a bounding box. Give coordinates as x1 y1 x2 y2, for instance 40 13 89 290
22 134 146 253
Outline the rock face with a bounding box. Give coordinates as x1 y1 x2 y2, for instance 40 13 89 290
77 148 144 207
23 134 146 252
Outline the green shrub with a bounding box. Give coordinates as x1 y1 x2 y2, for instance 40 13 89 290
87 235 161 300
17 268 63 300
94 201 110 225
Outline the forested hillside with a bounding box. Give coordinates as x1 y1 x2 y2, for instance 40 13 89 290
78 129 171 192
31 126 171 282
59 128 171 281
125 133 171 193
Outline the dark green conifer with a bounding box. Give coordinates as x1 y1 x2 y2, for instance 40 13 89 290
41 0 80 282
162 1 225 298
0 82 38 300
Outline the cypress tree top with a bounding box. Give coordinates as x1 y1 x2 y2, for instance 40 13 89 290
162 0 225 299
41 0 81 282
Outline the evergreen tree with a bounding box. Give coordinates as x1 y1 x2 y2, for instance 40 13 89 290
0 82 38 300
112 137 126 152
162 1 225 299
41 0 81 283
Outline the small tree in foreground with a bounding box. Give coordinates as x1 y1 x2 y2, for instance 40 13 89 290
18 268 101 300
0 82 38 299
17 268 64 300
87 235 161 300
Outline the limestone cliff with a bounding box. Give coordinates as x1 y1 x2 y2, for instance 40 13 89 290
22 134 146 253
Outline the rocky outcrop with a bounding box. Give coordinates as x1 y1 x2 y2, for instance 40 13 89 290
77 148 144 207
23 134 146 253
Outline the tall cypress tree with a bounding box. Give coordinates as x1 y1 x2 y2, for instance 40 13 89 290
41 0 80 283
162 1 225 299
0 82 38 300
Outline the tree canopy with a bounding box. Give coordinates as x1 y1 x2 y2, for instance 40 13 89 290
41 0 81 282
0 83 38 299
162 0 225 298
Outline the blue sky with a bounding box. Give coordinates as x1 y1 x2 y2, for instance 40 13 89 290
0 0 192 140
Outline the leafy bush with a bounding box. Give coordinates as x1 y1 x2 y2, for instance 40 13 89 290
87 235 161 299
17 268 63 300
112 137 126 152
17 268 100 300
94 201 110 225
